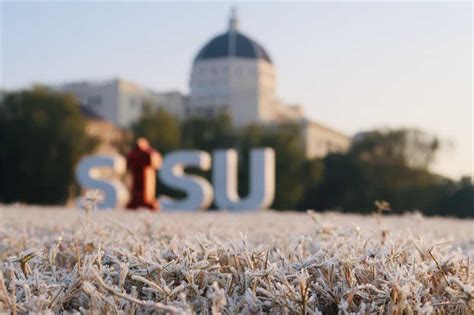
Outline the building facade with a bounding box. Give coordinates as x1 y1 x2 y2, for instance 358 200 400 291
189 9 349 158
55 9 350 159
189 9 277 126
56 79 186 128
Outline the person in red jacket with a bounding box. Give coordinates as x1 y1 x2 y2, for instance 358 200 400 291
126 137 162 210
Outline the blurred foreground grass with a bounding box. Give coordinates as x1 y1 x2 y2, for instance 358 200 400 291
0 206 472 314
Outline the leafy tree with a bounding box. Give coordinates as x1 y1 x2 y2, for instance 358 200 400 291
131 107 181 154
238 123 315 209
351 128 440 170
435 178 474 218
300 128 462 215
181 113 238 151
0 88 95 204
299 154 368 212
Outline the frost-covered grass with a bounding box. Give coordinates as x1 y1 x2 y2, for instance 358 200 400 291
0 205 472 314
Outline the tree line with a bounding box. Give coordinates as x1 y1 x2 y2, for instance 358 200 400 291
1 88 472 217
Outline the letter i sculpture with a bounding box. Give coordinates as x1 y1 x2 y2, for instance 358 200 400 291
126 137 162 210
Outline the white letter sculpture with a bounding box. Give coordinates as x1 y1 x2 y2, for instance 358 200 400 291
159 150 213 211
75 155 128 210
213 148 275 211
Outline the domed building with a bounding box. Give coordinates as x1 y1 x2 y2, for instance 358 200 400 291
188 9 349 158
189 9 293 126
55 9 350 158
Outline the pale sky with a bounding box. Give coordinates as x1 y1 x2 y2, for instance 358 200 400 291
1 1 472 179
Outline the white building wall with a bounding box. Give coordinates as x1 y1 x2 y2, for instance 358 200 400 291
56 79 186 128
117 80 145 127
257 60 277 121
189 58 276 126
152 92 186 119
117 80 186 127
189 59 233 115
228 58 260 125
56 81 119 124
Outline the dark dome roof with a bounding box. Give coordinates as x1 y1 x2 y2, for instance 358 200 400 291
194 31 272 64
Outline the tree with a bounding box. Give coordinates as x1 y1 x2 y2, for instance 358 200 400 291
238 123 315 209
299 128 456 215
435 179 474 218
181 113 238 151
299 154 369 212
351 128 440 170
131 107 181 154
0 88 95 204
